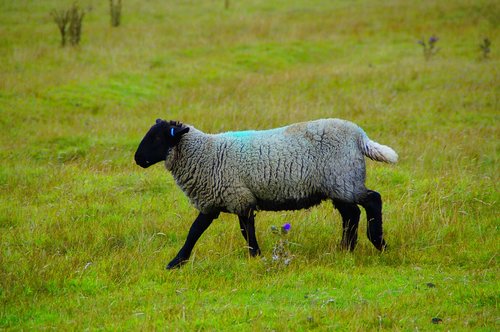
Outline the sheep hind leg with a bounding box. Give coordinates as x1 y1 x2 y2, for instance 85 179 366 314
166 211 219 269
333 200 361 251
238 209 261 257
359 190 387 251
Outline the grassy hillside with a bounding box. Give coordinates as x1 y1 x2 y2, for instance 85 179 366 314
1 0 498 330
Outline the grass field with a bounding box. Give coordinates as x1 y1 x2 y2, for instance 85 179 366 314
1 0 498 330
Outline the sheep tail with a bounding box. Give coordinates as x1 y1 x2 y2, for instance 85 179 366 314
359 131 398 164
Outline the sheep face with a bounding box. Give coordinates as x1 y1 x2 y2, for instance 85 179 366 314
135 119 189 168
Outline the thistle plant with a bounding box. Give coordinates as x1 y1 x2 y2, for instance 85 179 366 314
418 35 439 61
68 3 85 46
480 38 491 60
51 3 85 47
267 223 294 269
110 0 122 27
51 9 70 47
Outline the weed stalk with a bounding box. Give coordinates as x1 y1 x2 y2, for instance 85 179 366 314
110 0 122 27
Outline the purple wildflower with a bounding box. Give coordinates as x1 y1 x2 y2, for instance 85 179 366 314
429 36 438 44
282 223 291 234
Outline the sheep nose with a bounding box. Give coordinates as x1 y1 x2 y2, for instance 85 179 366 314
136 159 151 168
134 153 150 168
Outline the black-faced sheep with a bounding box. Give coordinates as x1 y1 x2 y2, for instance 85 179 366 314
134 119 398 269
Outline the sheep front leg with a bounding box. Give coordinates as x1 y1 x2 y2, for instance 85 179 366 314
238 210 261 257
166 212 219 269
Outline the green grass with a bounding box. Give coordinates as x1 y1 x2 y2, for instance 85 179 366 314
1 0 498 330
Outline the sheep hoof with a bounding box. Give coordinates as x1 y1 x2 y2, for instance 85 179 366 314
166 257 187 269
377 241 388 252
340 240 357 252
249 248 261 257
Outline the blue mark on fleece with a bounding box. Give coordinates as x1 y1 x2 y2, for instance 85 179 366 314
221 127 285 140
222 130 257 138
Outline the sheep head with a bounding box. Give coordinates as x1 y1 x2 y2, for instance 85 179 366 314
134 119 190 168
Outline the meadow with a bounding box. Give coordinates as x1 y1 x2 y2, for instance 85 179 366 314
0 0 498 330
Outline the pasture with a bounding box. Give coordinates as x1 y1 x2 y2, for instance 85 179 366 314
0 0 498 330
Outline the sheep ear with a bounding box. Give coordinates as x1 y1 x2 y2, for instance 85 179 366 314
178 126 190 136
169 125 190 138
155 119 163 124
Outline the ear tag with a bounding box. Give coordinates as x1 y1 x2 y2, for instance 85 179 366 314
170 128 175 137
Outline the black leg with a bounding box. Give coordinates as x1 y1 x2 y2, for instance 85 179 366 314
333 201 361 251
238 210 261 257
166 212 219 269
359 190 387 251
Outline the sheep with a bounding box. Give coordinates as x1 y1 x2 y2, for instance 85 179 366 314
134 118 398 269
